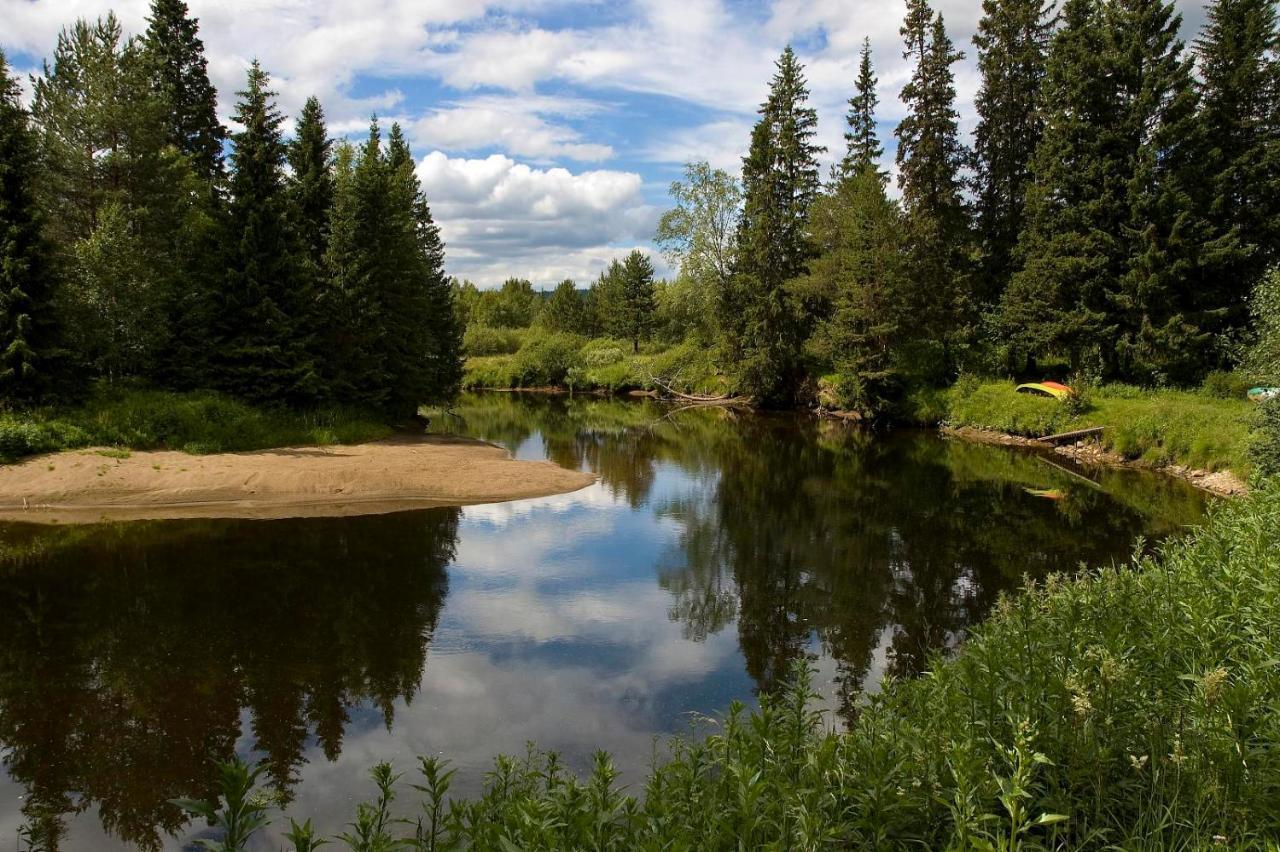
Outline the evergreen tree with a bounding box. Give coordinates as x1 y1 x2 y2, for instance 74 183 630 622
841 38 884 179
971 0 1054 304
540 279 586 333
619 250 657 353
590 261 626 338
793 166 907 417
142 0 225 182
1194 0 1280 345
218 61 316 403
998 0 1120 373
0 52 60 402
727 46 824 405
896 4 972 370
288 96 333 271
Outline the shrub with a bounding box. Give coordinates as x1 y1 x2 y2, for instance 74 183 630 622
512 333 584 386
1201 370 1254 401
463 325 524 356
1251 398 1280 482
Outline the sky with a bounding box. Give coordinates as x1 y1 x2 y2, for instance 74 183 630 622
1 0 1209 289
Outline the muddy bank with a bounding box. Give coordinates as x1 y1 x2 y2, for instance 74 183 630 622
941 425 1249 498
0 435 596 524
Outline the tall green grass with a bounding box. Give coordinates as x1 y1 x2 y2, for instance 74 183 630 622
179 485 1280 850
933 379 1256 476
0 387 393 462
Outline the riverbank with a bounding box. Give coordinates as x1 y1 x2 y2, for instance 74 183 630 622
194 483 1280 849
0 435 595 523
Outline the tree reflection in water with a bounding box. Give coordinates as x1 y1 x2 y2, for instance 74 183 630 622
0 509 457 850
0 393 1209 849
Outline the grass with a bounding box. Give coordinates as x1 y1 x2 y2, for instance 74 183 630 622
178 484 1280 850
0 387 394 463
922 379 1257 477
463 334 725 395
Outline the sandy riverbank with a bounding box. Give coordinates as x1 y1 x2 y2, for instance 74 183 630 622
0 435 596 524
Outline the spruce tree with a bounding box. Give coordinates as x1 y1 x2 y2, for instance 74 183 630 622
142 0 225 181
619 250 657 353
896 4 972 371
727 46 823 405
999 0 1120 373
1194 0 1280 344
218 61 316 403
288 96 333 271
0 52 60 402
971 0 1054 305
841 38 884 180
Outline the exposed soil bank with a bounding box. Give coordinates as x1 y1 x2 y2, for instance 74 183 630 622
941 425 1249 498
0 435 596 524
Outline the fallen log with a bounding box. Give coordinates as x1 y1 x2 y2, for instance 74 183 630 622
645 373 751 406
1036 426 1106 445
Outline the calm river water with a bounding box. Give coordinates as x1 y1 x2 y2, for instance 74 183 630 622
0 393 1211 849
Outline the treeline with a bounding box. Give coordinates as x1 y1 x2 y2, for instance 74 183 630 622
0 0 461 419
653 0 1280 411
455 249 666 353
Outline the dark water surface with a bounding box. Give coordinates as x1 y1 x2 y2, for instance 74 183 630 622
0 393 1211 849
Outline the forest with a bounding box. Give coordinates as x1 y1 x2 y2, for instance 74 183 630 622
455 0 1280 438
0 0 461 423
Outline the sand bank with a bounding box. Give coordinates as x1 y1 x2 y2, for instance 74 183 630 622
0 435 595 524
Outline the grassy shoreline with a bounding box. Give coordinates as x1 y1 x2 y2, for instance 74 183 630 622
189 483 1280 850
0 387 393 464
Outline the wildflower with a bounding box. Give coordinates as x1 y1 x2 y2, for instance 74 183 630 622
1202 667 1228 707
1066 675 1092 720
1213 835 1229 845
1169 736 1186 767
1127 753 1148 774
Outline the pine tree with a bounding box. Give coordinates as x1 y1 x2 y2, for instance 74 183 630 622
841 38 884 179
288 96 333 271
218 61 316 403
971 0 1054 305
540 279 585 333
896 4 972 370
0 52 61 402
619 250 657 353
142 0 225 181
727 46 824 405
1194 0 1280 345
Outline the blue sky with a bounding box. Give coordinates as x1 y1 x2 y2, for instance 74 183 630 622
2 0 1208 288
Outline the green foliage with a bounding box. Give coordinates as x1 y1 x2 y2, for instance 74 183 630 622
462 325 525 356
171 757 269 851
941 379 1255 474
1201 370 1255 400
617 250 656 353
538 279 586 333
142 0 225 181
654 161 740 331
211 488 1280 847
512 333 585 386
0 387 391 462
0 51 61 402
726 46 823 406
1243 267 1280 384
1251 399 1280 480
841 38 885 179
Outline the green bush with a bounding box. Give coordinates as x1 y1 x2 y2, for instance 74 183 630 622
1251 398 1280 481
197 487 1280 850
512 333 584 386
0 417 89 461
1201 370 1254 401
462 325 524 356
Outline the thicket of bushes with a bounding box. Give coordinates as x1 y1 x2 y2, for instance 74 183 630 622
182 484 1280 850
464 335 724 395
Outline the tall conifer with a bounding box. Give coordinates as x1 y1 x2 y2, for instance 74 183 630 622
896 4 972 365
142 0 225 181
288 96 333 271
0 52 61 401
842 39 884 179
218 61 316 402
727 46 823 405
971 0 1054 304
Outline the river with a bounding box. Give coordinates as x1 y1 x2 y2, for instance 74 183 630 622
0 392 1211 850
